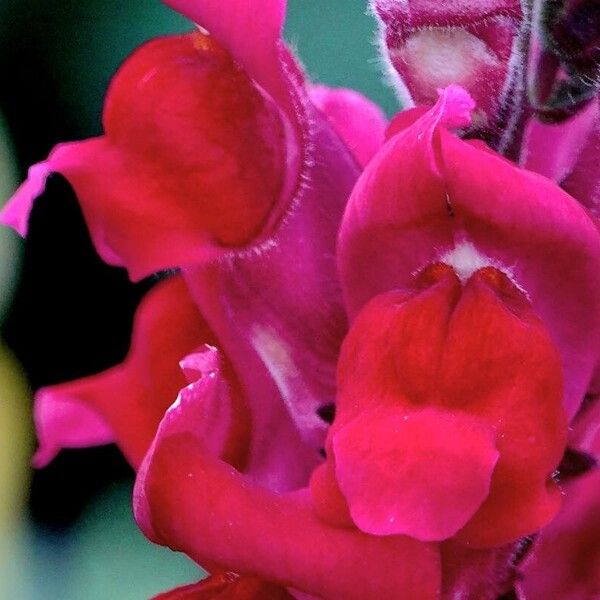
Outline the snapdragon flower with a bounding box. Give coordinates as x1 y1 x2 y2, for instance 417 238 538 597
3 1 600 598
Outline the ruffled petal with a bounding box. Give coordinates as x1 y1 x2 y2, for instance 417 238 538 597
32 276 225 469
134 353 441 600
309 85 387 167
152 573 294 600
338 86 600 418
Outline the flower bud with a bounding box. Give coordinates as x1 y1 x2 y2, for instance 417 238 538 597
372 0 525 135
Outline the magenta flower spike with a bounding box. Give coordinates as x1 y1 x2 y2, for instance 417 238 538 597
133 88 600 598
3 1 600 598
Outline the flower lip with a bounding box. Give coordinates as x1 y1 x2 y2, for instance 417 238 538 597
320 262 568 546
338 85 600 421
332 406 500 541
134 367 442 599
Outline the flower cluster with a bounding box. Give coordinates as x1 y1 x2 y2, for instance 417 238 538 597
3 0 600 598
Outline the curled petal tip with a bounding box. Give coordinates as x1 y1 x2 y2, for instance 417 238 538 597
32 388 114 468
388 84 476 142
135 344 249 544
179 345 220 383
437 85 476 129
1 161 52 236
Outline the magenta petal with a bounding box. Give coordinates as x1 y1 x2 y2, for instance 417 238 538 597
134 363 441 600
521 100 599 185
339 87 600 418
32 389 114 468
0 162 51 236
309 85 387 167
333 407 499 541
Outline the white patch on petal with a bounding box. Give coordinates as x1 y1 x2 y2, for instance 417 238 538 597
440 241 494 281
438 240 529 298
251 325 326 444
169 394 182 411
251 326 299 402
392 28 499 91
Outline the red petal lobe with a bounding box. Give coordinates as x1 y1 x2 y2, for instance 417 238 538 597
333 406 499 541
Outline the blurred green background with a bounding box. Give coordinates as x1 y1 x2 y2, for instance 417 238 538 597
0 1 396 598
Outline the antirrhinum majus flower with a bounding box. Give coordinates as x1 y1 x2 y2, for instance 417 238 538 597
372 0 528 149
128 83 600 599
2 0 600 598
2 0 386 489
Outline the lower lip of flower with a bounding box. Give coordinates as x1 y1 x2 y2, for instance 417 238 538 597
313 262 567 546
